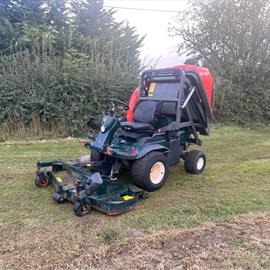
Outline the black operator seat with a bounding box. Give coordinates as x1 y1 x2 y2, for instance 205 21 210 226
121 79 182 133
120 100 158 133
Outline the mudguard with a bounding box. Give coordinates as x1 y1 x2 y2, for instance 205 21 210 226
136 144 168 159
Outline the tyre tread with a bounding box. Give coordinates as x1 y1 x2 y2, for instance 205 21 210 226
131 151 168 191
184 150 206 174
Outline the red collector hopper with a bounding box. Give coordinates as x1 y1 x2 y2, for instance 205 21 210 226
127 65 214 123
175 65 214 112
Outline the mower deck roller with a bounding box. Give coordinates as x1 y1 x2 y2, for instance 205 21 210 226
35 66 213 216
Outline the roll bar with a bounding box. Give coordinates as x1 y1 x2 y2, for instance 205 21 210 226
138 68 211 142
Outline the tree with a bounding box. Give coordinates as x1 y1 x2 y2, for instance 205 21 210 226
70 0 143 70
170 0 270 84
44 0 68 29
71 0 112 37
0 19 17 53
0 0 47 54
170 0 270 124
0 0 46 25
0 0 24 24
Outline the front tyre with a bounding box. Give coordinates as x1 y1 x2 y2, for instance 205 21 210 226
184 150 206 174
131 151 168 192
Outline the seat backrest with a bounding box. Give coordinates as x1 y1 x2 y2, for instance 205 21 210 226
159 101 177 116
134 100 158 124
149 82 180 100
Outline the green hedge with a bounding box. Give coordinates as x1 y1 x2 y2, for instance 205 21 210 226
214 83 270 125
0 48 138 136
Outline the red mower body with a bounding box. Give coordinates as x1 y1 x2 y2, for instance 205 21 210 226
127 88 139 122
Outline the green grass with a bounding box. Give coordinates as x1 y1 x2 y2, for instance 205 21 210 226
0 125 269 269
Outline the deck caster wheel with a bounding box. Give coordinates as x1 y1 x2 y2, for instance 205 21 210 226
184 150 206 174
73 199 91 217
35 174 49 187
52 191 66 203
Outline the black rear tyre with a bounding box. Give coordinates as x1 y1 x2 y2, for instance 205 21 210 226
131 151 168 192
184 150 206 174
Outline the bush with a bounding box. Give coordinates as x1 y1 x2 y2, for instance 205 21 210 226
0 46 139 137
0 0 143 138
214 83 270 124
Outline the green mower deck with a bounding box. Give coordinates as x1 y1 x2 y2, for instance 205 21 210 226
35 160 148 217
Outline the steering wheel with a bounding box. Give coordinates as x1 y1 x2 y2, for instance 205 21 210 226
108 98 129 116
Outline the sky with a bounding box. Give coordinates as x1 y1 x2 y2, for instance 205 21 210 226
103 0 188 68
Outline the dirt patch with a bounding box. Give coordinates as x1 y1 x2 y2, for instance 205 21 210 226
93 212 270 270
1 212 270 269
0 172 12 181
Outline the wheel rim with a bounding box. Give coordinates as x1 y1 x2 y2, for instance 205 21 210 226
150 162 165 184
196 157 204 170
39 177 49 187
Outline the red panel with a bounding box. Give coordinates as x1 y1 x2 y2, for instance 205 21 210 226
127 88 139 122
175 65 214 112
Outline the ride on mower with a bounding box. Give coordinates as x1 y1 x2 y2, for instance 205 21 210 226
35 65 214 216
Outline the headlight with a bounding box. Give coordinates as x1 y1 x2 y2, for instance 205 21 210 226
100 125 106 133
